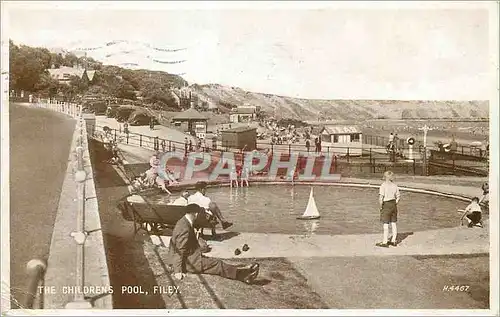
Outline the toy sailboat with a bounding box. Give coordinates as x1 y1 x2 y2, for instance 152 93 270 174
297 187 321 220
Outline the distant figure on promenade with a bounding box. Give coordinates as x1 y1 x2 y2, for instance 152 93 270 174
123 122 129 135
212 135 218 150
449 135 458 153
460 197 483 228
389 132 394 143
393 134 399 152
149 117 155 130
480 182 489 205
376 171 401 248
189 139 193 152
167 203 259 284
305 139 311 153
184 137 189 155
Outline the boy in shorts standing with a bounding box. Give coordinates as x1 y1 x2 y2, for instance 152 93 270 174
377 171 401 248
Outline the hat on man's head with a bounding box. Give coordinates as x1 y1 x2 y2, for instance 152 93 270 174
195 181 208 191
186 203 202 214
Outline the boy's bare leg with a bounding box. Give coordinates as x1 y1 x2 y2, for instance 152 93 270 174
390 222 397 244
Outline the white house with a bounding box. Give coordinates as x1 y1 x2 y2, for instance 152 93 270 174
319 125 363 156
47 65 96 85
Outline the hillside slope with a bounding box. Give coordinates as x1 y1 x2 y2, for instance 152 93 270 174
191 84 489 121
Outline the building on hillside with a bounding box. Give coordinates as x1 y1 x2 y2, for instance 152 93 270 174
221 127 257 151
170 91 181 107
171 108 208 138
229 106 259 123
319 125 363 156
47 65 96 85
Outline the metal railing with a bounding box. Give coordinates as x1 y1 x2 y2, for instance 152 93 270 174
91 124 414 161
91 124 420 176
363 133 487 159
64 118 93 309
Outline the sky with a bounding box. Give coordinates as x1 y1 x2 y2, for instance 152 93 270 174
2 1 496 100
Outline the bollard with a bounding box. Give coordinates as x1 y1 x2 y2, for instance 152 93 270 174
24 259 47 309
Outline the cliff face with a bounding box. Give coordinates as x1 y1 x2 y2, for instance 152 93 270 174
189 84 489 121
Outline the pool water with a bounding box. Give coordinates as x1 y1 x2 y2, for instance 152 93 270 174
154 185 469 235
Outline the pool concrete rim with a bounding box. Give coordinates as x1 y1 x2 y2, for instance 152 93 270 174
169 180 474 203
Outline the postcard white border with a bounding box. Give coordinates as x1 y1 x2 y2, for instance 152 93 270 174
1 1 498 316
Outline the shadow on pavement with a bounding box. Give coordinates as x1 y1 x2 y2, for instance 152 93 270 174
392 231 414 244
89 138 166 308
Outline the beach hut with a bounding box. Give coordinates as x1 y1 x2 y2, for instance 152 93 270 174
319 125 362 156
171 108 208 138
221 126 257 151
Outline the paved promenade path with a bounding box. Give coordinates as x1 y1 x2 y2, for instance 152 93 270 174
9 103 75 308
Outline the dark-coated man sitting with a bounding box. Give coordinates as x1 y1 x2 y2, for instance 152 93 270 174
168 203 259 284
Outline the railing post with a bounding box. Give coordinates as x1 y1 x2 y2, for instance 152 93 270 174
413 159 416 175
65 119 92 309
23 259 47 309
347 147 350 162
169 141 172 152
140 134 142 147
288 144 291 156
422 148 428 176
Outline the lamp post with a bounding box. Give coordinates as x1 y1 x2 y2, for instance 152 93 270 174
418 124 433 176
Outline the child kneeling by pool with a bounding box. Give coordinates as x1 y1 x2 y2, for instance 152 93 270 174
460 197 483 228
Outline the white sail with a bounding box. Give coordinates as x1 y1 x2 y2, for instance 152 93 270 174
301 187 320 218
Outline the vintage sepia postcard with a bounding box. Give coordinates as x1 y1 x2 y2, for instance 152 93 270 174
1 1 498 316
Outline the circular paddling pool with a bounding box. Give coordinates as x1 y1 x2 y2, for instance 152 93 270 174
152 184 473 235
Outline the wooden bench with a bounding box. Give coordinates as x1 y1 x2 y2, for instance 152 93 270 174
117 194 217 236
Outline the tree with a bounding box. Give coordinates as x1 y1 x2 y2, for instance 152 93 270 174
113 82 136 100
9 41 51 92
34 72 60 97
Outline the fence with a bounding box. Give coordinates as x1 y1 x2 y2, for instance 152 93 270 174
428 150 489 177
92 124 408 160
363 133 487 159
91 124 421 177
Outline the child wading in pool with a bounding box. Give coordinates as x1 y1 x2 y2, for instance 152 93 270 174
377 171 401 248
460 197 483 228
